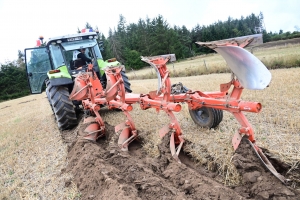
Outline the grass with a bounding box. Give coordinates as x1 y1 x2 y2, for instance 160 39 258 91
254 44 300 69
127 44 300 80
0 95 79 199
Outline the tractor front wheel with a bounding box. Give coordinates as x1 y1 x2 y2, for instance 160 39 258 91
189 107 223 128
46 82 78 130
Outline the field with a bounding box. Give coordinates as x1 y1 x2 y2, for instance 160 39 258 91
1 42 300 199
127 38 300 80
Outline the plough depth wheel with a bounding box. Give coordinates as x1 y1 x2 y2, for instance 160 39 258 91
189 107 223 128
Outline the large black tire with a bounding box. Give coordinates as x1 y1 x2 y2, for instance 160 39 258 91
189 107 223 129
46 81 78 130
100 70 132 93
121 70 132 93
45 79 54 114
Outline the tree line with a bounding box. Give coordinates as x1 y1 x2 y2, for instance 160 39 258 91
95 12 266 69
1 12 299 101
94 13 299 69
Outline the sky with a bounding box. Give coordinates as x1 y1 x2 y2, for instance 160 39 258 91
0 0 299 63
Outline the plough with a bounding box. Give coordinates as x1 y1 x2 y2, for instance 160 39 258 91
69 35 289 184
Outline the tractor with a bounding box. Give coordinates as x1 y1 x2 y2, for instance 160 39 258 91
24 30 131 130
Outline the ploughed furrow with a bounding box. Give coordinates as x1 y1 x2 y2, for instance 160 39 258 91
61 119 300 200
64 123 245 200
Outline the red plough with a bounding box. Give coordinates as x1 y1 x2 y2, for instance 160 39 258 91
69 35 289 184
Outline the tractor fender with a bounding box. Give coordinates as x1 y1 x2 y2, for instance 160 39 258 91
49 77 73 87
47 65 73 86
97 59 122 76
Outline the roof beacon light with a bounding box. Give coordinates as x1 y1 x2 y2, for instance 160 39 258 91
81 28 93 33
36 40 41 47
39 36 44 43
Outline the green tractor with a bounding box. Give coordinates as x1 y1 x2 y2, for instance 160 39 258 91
25 31 132 130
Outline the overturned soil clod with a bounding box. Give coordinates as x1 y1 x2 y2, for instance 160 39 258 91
232 137 299 199
62 122 299 200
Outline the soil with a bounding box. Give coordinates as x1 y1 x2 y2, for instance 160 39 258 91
61 120 299 200
232 138 299 200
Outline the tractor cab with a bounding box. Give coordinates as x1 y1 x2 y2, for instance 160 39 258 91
48 34 102 70
25 32 119 94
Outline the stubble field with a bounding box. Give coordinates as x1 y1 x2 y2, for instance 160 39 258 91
1 43 300 199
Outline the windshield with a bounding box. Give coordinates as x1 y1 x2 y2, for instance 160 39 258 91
65 48 94 69
49 39 103 69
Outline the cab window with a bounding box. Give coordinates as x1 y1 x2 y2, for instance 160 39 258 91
49 45 65 69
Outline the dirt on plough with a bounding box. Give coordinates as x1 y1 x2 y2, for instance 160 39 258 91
61 121 299 200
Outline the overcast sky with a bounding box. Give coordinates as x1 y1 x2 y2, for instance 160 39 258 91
0 0 299 63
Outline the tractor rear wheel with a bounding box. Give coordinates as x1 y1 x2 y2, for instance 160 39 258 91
45 79 54 113
121 71 132 93
189 107 223 128
47 82 78 130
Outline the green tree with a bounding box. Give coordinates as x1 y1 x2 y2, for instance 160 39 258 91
108 28 124 63
124 48 144 69
0 62 30 101
16 50 25 68
262 30 271 42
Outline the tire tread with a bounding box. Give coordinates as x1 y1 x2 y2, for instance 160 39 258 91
47 81 78 130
